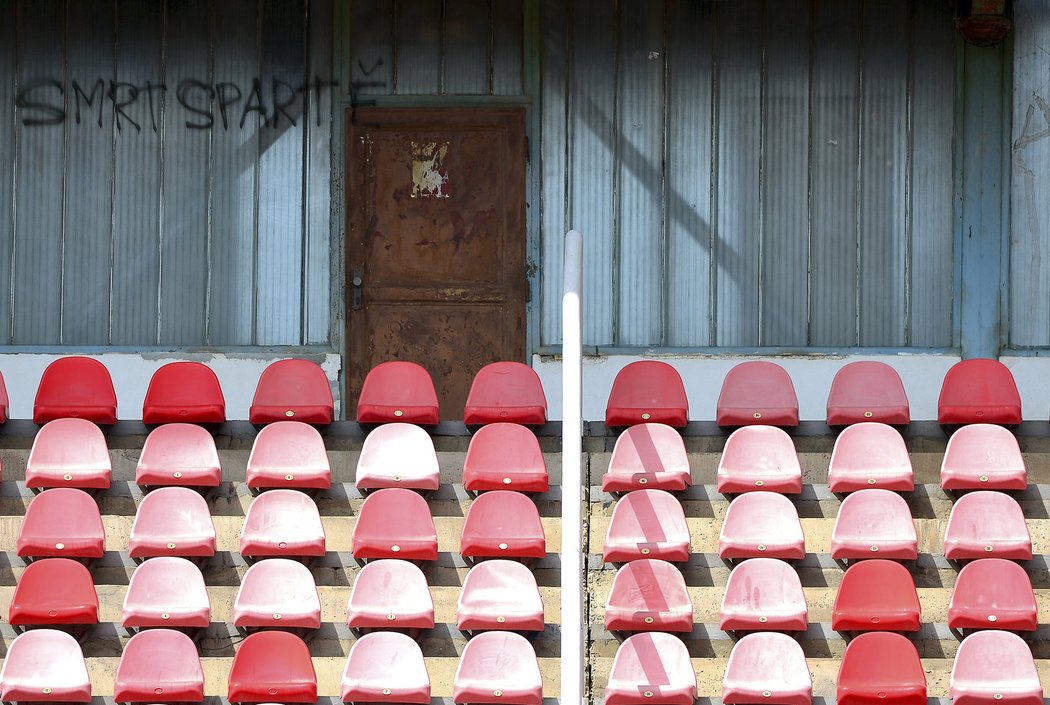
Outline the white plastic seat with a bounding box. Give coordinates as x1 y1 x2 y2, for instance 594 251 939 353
723 632 812 705
717 425 802 495
355 422 440 491
950 630 1042 705
233 558 321 629
943 491 1032 560
457 559 544 632
246 420 331 490
720 557 808 632
831 489 917 560
601 423 691 493
828 422 913 493
719 492 805 560
941 423 1027 491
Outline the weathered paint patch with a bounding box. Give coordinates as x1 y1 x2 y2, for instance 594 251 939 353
411 140 451 198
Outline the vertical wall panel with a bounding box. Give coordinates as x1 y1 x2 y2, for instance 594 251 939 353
491 0 523 95
349 0 393 96
304 0 333 344
539 0 567 346
395 0 442 94
444 0 489 94
0 1 15 343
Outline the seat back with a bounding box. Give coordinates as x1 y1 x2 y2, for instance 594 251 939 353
828 423 913 493
355 422 440 491
461 490 546 559
717 425 802 494
227 631 317 703
239 489 326 557
122 556 210 628
718 491 805 560
352 488 438 561
129 486 216 558
453 631 543 705
950 631 1041 700
249 358 333 425
18 488 105 559
347 558 435 630
831 489 917 560
837 632 926 705
604 558 692 633
27 417 112 489
33 356 118 425
458 559 545 632
357 361 440 424
605 360 688 428
8 558 98 625
136 423 221 487
603 489 690 563
463 422 549 492
720 557 807 631
114 629 205 703
716 361 799 427
948 558 1037 631
832 559 920 632
826 361 910 426
722 632 812 705
941 423 1027 490
602 423 691 492
463 361 548 425
0 629 91 702
142 362 225 424
938 358 1022 425
341 631 431 704
233 558 321 629
944 491 1032 560
605 632 696 705
245 420 331 490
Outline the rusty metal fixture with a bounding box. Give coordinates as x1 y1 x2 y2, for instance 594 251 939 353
957 0 1012 46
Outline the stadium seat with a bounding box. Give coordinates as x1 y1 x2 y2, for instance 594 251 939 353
245 420 331 490
940 423 1027 491
114 629 205 703
943 491 1032 560
128 486 216 558
828 422 914 493
346 559 435 631
0 629 91 702
341 631 431 704
603 489 690 563
460 490 546 559
604 632 696 705
453 631 543 705
832 559 920 632
26 417 112 489
826 361 910 426
249 358 334 425
357 361 440 425
8 558 98 626
33 356 118 425
0 369 7 424
17 488 104 559
122 556 211 629
141 361 226 425
720 557 808 632
352 488 438 561
233 558 321 629
240 489 326 558
950 630 1043 705
355 422 440 491
837 631 926 705
463 422 549 492
831 489 917 560
948 558 1037 631
463 361 548 425
457 559 544 632
601 423 691 493
227 631 317 703
723 632 812 705
716 361 799 427
938 359 1022 426
605 360 688 428
604 558 693 633
135 423 221 487
718 491 806 560
717 425 803 494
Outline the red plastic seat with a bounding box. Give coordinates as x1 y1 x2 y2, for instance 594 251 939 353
941 423 1027 491
346 559 435 630
604 559 692 633
453 631 542 705
17 488 104 559
458 559 544 632
33 356 118 425
604 632 696 705
245 421 331 490
717 425 802 494
136 423 221 487
355 422 440 491
944 491 1032 560
357 361 440 425
837 632 926 705
234 558 321 629
341 631 431 704
463 423 549 492
352 488 438 561
720 557 807 632
249 358 334 425
239 489 326 558
832 559 920 632
0 629 91 702
605 361 688 428
228 631 317 703
723 632 812 705
938 359 1022 426
603 489 690 563
948 558 1037 631
463 361 547 425
826 361 910 426
602 423 691 493
122 556 211 629
719 492 805 560
828 422 913 493
128 486 216 558
831 489 917 560
26 417 112 489
950 631 1042 705
461 490 546 559
114 629 205 703
716 361 799 427
142 362 226 425
8 558 98 626
0 369 7 424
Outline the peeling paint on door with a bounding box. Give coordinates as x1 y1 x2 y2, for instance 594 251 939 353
411 140 451 198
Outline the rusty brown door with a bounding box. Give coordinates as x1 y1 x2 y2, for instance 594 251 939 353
346 107 527 420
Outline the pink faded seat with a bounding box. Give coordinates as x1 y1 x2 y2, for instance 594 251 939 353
0 369 7 424
240 489 326 558
461 490 546 559
355 422 440 491
346 559 435 631
938 359 1022 426
249 358 333 425
949 558 1037 631
228 631 316 703
122 556 211 629
604 632 696 705
136 423 221 487
723 632 812 705
603 489 690 563
950 631 1043 705
604 559 692 633
601 423 691 493
33 356 117 425
828 422 914 493
234 558 321 629
720 557 808 632
128 486 216 558
826 361 910 426
17 488 104 559
352 488 438 561
837 632 926 705
142 362 226 425
0 629 91 702
463 361 547 425
605 361 688 428
941 423 1027 491
719 491 805 560
26 418 112 489
716 361 799 427
463 423 549 492
717 425 802 494
458 559 544 632
944 491 1032 560
114 629 205 703
341 631 431 704
831 489 917 560
8 558 98 626
832 559 921 632
357 361 439 425
246 421 331 490
453 631 542 705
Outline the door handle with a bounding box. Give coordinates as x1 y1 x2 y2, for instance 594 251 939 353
352 269 363 310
